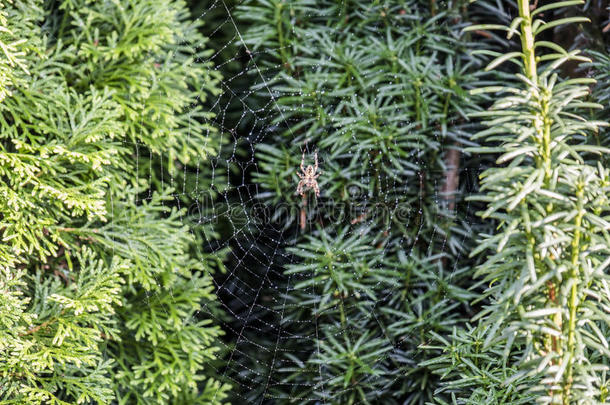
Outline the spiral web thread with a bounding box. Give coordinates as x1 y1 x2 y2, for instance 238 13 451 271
138 0 482 402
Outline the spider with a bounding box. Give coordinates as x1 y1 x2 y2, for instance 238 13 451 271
296 150 321 197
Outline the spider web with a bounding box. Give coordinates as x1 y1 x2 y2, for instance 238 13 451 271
150 0 487 402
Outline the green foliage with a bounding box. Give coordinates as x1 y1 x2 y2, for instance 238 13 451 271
0 1 27 104
430 1 610 403
5 0 610 402
0 0 229 403
233 0 485 403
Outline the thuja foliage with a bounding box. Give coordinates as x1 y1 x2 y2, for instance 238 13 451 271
427 1 610 403
0 0 229 403
233 0 486 403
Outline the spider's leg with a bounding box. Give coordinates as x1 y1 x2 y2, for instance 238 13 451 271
314 150 318 172
313 173 321 179
300 151 305 172
313 182 320 197
297 171 304 179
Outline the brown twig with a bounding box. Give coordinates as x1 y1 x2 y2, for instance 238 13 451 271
300 194 307 231
377 230 389 249
350 211 368 225
20 308 69 337
547 281 560 355
55 227 98 233
21 317 56 337
474 30 493 39
53 269 71 285
100 332 115 341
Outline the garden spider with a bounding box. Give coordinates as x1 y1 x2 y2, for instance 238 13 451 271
296 150 321 197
